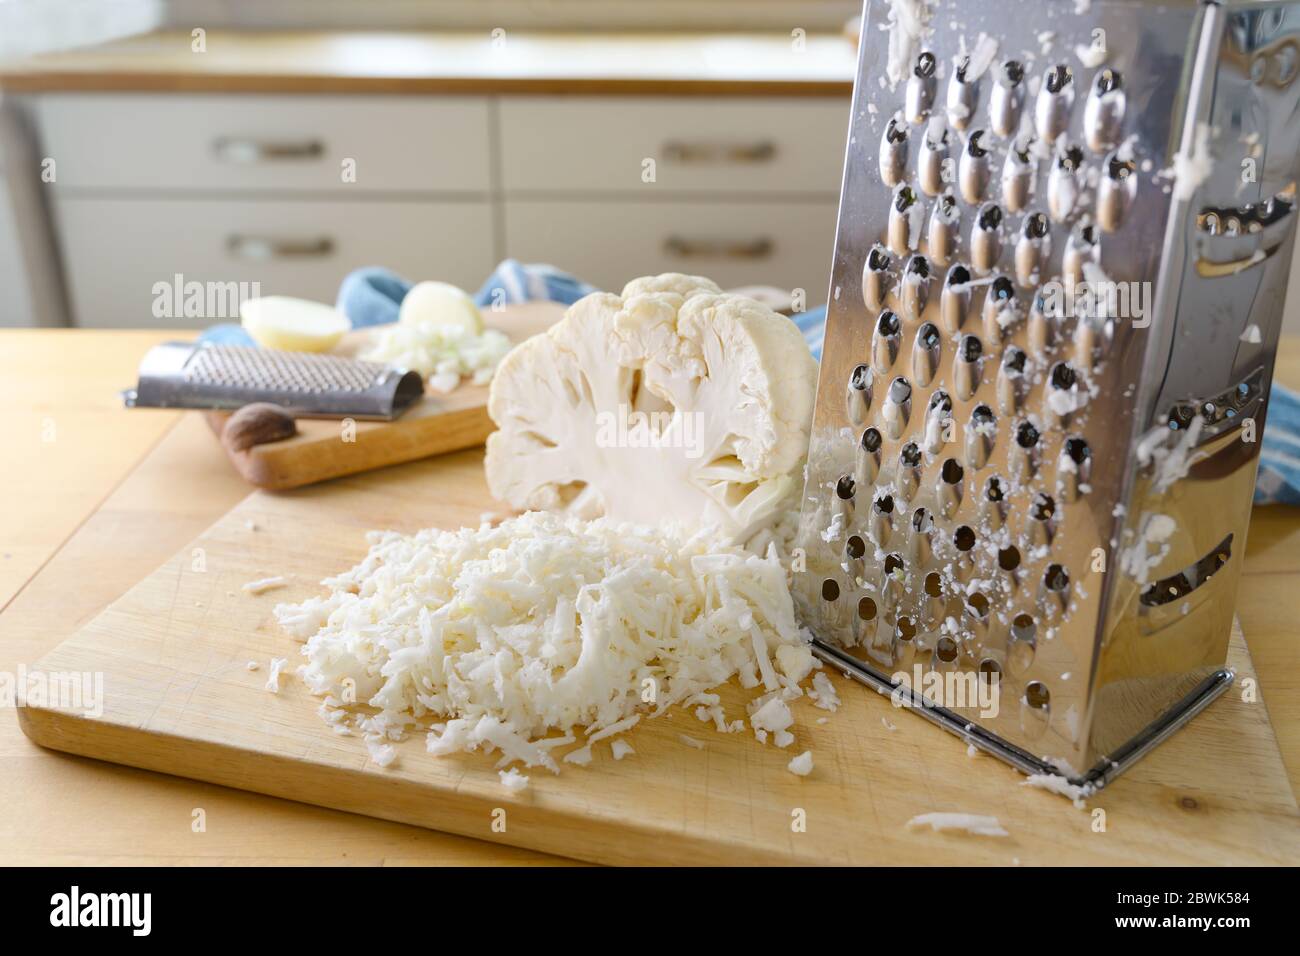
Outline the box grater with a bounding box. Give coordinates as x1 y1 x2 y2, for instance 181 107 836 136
123 341 425 420
794 0 1300 788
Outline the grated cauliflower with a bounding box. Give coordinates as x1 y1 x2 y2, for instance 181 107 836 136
276 510 819 773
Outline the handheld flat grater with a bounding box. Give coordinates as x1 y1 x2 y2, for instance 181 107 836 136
122 341 425 420
794 0 1300 788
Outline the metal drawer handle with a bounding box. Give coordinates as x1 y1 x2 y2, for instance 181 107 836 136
664 236 774 260
227 235 335 260
214 137 325 163
662 140 777 164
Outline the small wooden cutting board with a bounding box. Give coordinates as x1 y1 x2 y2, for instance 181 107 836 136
204 301 564 490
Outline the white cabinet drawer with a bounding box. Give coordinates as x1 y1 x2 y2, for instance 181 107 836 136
37 94 492 193
53 198 496 328
503 199 838 295
498 97 848 195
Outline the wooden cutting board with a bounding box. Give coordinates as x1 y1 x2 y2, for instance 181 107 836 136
204 301 564 490
17 450 1299 865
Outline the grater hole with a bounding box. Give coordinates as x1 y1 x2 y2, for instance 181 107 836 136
941 458 964 485
1050 361 1078 391
877 309 902 337
1044 563 1070 592
1107 152 1136 182
1003 346 1028 374
979 658 1003 679
985 475 1006 502
1096 67 1122 95
999 545 1022 571
954 525 976 552
888 376 912 404
915 51 937 78
990 275 1016 303
1016 420 1041 448
1168 402 1197 431
1023 211 1050 240
836 475 856 500
895 184 919 212
846 534 867 560
1025 681 1051 710
901 442 923 468
972 403 995 426
821 578 841 602
884 552 905 575
1031 493 1056 521
977 203 1003 231
935 636 959 662
917 321 942 351
1011 613 1037 642
967 591 991 619
912 507 933 534
961 335 984 363
1057 143 1085 174
928 390 953 422
868 245 892 272
1065 436 1091 465
924 571 943 597
906 254 931 280
1045 64 1073 94
862 427 884 453
850 363 871 391
875 493 896 515
1001 59 1025 87
858 596 878 621
897 617 917 641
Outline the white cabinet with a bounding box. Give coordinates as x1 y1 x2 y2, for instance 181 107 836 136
505 198 838 295
33 91 851 327
38 94 493 193
498 96 846 196
54 198 495 328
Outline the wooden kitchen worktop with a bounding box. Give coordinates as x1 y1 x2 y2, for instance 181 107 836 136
0 30 858 96
2 330 1297 865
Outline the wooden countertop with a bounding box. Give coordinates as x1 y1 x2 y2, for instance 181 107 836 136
0 30 858 96
1 329 1297 864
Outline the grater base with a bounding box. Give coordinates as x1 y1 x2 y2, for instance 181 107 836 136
810 637 1233 791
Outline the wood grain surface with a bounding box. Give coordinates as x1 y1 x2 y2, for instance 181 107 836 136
0 31 857 97
17 445 1299 866
203 302 563 490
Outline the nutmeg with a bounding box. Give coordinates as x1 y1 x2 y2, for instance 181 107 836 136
223 403 297 452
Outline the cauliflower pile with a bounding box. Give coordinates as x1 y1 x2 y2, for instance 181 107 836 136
362 323 512 393
360 279 512 391
276 511 836 782
485 274 819 542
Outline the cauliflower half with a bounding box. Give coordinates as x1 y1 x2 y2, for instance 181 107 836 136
485 274 818 540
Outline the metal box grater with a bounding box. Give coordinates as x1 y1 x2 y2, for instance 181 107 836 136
794 0 1300 787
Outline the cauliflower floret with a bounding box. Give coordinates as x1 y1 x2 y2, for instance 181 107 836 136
485 274 818 541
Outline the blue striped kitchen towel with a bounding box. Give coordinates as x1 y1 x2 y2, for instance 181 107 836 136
199 265 1298 506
